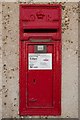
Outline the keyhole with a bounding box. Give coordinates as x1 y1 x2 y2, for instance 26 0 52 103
33 79 36 84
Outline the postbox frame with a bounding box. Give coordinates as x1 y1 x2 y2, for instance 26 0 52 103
19 4 62 116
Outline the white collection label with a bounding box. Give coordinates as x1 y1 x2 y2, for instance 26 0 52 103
29 53 52 70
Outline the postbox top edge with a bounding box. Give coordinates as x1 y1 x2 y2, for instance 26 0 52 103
20 4 61 8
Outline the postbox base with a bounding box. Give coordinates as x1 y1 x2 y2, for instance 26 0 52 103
19 108 61 116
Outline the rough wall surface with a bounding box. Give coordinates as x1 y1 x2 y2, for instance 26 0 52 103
62 2 78 118
0 2 2 120
2 2 19 118
2 2 78 118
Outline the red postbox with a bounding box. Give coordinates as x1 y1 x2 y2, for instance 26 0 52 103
19 4 62 116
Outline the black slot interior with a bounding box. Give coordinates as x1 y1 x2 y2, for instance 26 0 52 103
23 29 58 33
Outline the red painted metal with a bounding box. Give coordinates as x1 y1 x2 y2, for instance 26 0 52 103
19 4 62 116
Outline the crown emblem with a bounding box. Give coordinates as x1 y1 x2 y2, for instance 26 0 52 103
36 11 45 19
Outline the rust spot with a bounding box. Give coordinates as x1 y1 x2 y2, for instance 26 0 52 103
4 26 7 29
11 68 14 71
71 41 73 43
14 98 17 100
45 117 48 119
5 95 7 97
4 42 7 44
14 104 16 106
62 6 65 10
3 85 5 88
6 36 8 39
3 64 6 67
9 76 12 79
8 15 10 17
2 4 5 6
4 103 6 105
4 71 6 73
76 51 78 54
8 6 10 9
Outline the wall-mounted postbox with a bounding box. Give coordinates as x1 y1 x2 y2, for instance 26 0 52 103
19 4 61 116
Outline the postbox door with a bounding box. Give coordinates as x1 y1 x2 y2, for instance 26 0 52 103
27 44 54 108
